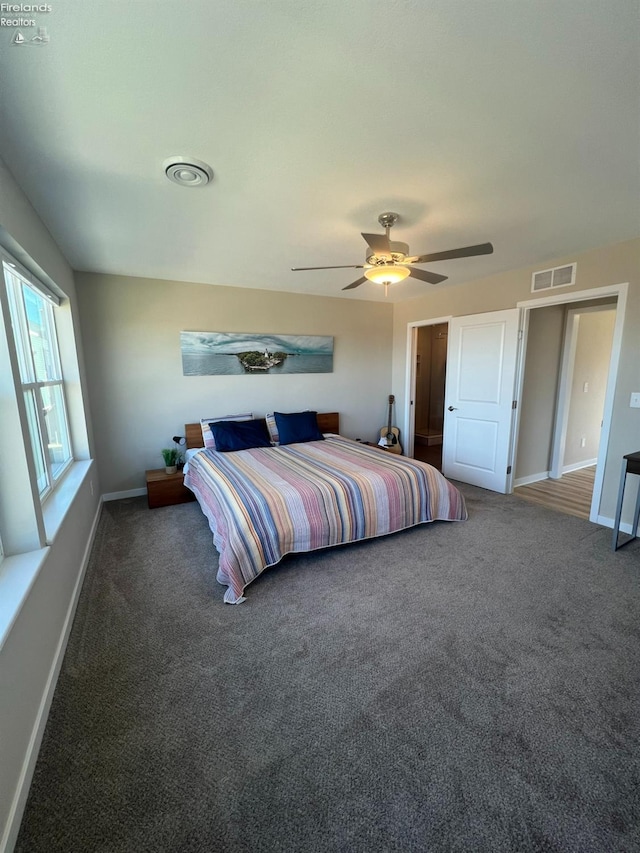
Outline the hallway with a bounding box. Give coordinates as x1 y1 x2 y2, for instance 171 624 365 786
514 466 596 521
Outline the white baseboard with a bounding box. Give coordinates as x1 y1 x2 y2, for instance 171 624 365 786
1 500 103 853
515 460 598 488
102 487 146 502
514 471 550 487
563 458 598 474
597 514 640 537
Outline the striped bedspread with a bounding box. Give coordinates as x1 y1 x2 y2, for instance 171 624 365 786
184 435 467 603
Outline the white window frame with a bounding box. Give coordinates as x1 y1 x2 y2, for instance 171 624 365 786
2 256 73 501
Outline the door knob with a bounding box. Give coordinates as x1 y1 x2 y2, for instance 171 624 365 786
448 405 458 411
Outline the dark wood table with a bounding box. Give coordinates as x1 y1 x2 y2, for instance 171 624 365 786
612 451 640 550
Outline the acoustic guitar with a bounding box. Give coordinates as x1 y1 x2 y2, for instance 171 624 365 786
378 394 402 454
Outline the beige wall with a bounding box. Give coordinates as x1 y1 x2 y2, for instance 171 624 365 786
515 305 565 480
75 273 394 495
392 237 640 521
565 309 616 468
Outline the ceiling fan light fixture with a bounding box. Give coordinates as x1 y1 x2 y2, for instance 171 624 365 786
292 212 493 294
364 265 410 285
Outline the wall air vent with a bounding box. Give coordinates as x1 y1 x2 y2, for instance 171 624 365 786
531 262 576 293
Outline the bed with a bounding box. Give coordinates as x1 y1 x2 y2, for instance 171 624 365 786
183 412 467 603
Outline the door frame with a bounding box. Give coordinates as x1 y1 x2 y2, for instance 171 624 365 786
516 282 628 523
404 315 452 459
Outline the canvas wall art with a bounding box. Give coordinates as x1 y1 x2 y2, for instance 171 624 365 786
181 331 334 376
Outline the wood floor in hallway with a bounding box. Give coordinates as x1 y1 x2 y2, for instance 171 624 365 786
514 466 596 520
413 443 442 470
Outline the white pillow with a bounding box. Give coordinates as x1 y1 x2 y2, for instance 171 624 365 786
200 413 253 449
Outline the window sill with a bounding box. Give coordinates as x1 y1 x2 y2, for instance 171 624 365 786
43 459 93 544
0 460 94 650
0 548 49 651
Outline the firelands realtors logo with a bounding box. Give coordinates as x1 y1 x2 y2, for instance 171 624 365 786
2 3 52 45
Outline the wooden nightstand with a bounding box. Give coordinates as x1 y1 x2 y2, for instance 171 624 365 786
146 468 196 509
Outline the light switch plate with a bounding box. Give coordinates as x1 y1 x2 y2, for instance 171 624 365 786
630 392 640 408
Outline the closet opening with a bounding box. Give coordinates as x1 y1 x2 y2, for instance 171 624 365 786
412 322 448 470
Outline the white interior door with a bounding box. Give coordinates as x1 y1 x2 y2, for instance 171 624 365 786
443 309 520 493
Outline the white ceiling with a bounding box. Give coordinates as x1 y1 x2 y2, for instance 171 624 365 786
0 0 638 303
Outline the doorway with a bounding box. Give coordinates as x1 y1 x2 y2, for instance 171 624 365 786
550 304 616 479
408 310 521 492
514 300 617 518
513 283 627 524
413 322 448 470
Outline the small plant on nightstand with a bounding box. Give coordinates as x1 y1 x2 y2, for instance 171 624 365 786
161 447 180 474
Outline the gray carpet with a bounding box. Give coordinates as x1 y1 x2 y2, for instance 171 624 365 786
15 485 640 853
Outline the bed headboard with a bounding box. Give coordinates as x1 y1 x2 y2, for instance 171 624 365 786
185 412 340 450
185 422 205 450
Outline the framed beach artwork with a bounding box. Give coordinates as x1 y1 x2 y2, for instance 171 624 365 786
180 331 334 376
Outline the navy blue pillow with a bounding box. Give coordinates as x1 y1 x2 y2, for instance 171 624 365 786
209 418 271 452
274 411 324 446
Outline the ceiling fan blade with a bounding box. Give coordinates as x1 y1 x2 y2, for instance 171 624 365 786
291 264 365 271
342 276 367 291
361 232 391 254
413 242 494 264
409 267 448 285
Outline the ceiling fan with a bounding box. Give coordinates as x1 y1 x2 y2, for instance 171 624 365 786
291 212 494 295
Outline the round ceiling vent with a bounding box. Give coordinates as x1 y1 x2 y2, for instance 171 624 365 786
163 156 213 187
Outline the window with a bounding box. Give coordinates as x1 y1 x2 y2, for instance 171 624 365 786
3 260 73 499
